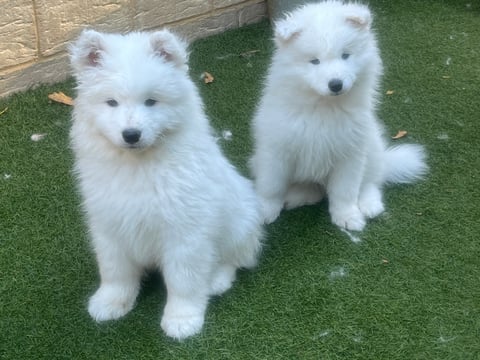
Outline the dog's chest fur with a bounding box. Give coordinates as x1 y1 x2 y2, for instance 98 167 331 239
288 106 369 183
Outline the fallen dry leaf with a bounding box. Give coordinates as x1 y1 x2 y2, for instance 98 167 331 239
392 130 408 139
382 259 389 264
386 90 395 95
202 72 214 84
0 107 8 116
48 92 74 106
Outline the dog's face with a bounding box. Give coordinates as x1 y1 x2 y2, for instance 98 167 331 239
273 2 380 98
70 30 191 150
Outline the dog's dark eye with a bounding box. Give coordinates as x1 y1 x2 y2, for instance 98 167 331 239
106 99 119 107
144 99 157 107
342 53 351 60
310 58 320 65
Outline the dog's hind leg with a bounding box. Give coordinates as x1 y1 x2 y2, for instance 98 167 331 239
209 264 237 296
251 153 291 224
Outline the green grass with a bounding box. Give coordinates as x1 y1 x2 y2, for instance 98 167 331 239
1 0 479 358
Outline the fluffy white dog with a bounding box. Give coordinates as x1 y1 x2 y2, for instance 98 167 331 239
69 29 262 340
250 1 427 231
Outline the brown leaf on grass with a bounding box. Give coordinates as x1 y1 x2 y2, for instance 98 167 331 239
203 72 214 84
386 90 395 95
48 92 74 106
392 130 408 139
0 107 8 116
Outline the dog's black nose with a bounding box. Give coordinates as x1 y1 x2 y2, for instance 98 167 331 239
122 128 141 144
328 79 343 93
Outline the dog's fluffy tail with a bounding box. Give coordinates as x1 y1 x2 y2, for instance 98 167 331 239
384 144 428 184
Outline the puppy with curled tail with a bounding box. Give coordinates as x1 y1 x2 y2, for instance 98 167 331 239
250 1 428 231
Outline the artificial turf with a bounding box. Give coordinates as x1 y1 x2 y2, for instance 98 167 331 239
1 0 479 358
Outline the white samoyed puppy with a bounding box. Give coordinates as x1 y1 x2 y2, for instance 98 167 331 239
69 29 262 340
250 1 428 231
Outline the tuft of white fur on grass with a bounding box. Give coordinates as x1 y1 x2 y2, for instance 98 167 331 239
437 335 457 344
352 334 363 343
329 266 347 280
4 173 11 180
216 53 236 60
214 129 233 142
446 57 452 66
312 330 330 340
340 228 361 243
318 330 330 337
437 133 449 140
31 133 47 142
222 130 233 141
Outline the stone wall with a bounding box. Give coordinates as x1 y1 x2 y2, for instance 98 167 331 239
0 0 267 98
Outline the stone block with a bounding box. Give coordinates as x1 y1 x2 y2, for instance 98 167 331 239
0 55 71 98
35 0 135 57
173 1 267 42
171 10 239 42
267 0 308 19
135 0 211 29
213 0 247 9
239 1 268 26
0 0 37 67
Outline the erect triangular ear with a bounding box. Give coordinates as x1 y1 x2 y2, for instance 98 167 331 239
150 30 188 70
274 15 302 47
345 5 372 30
69 29 106 73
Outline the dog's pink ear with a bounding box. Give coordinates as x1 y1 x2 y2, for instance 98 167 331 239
345 6 372 29
69 29 105 72
274 17 302 46
150 30 188 70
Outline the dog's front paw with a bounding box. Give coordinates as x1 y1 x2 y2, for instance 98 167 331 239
161 309 204 340
358 185 384 218
330 206 366 231
88 284 137 322
260 198 283 224
359 198 385 219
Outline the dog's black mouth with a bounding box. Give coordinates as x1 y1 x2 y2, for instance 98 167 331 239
122 143 147 151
